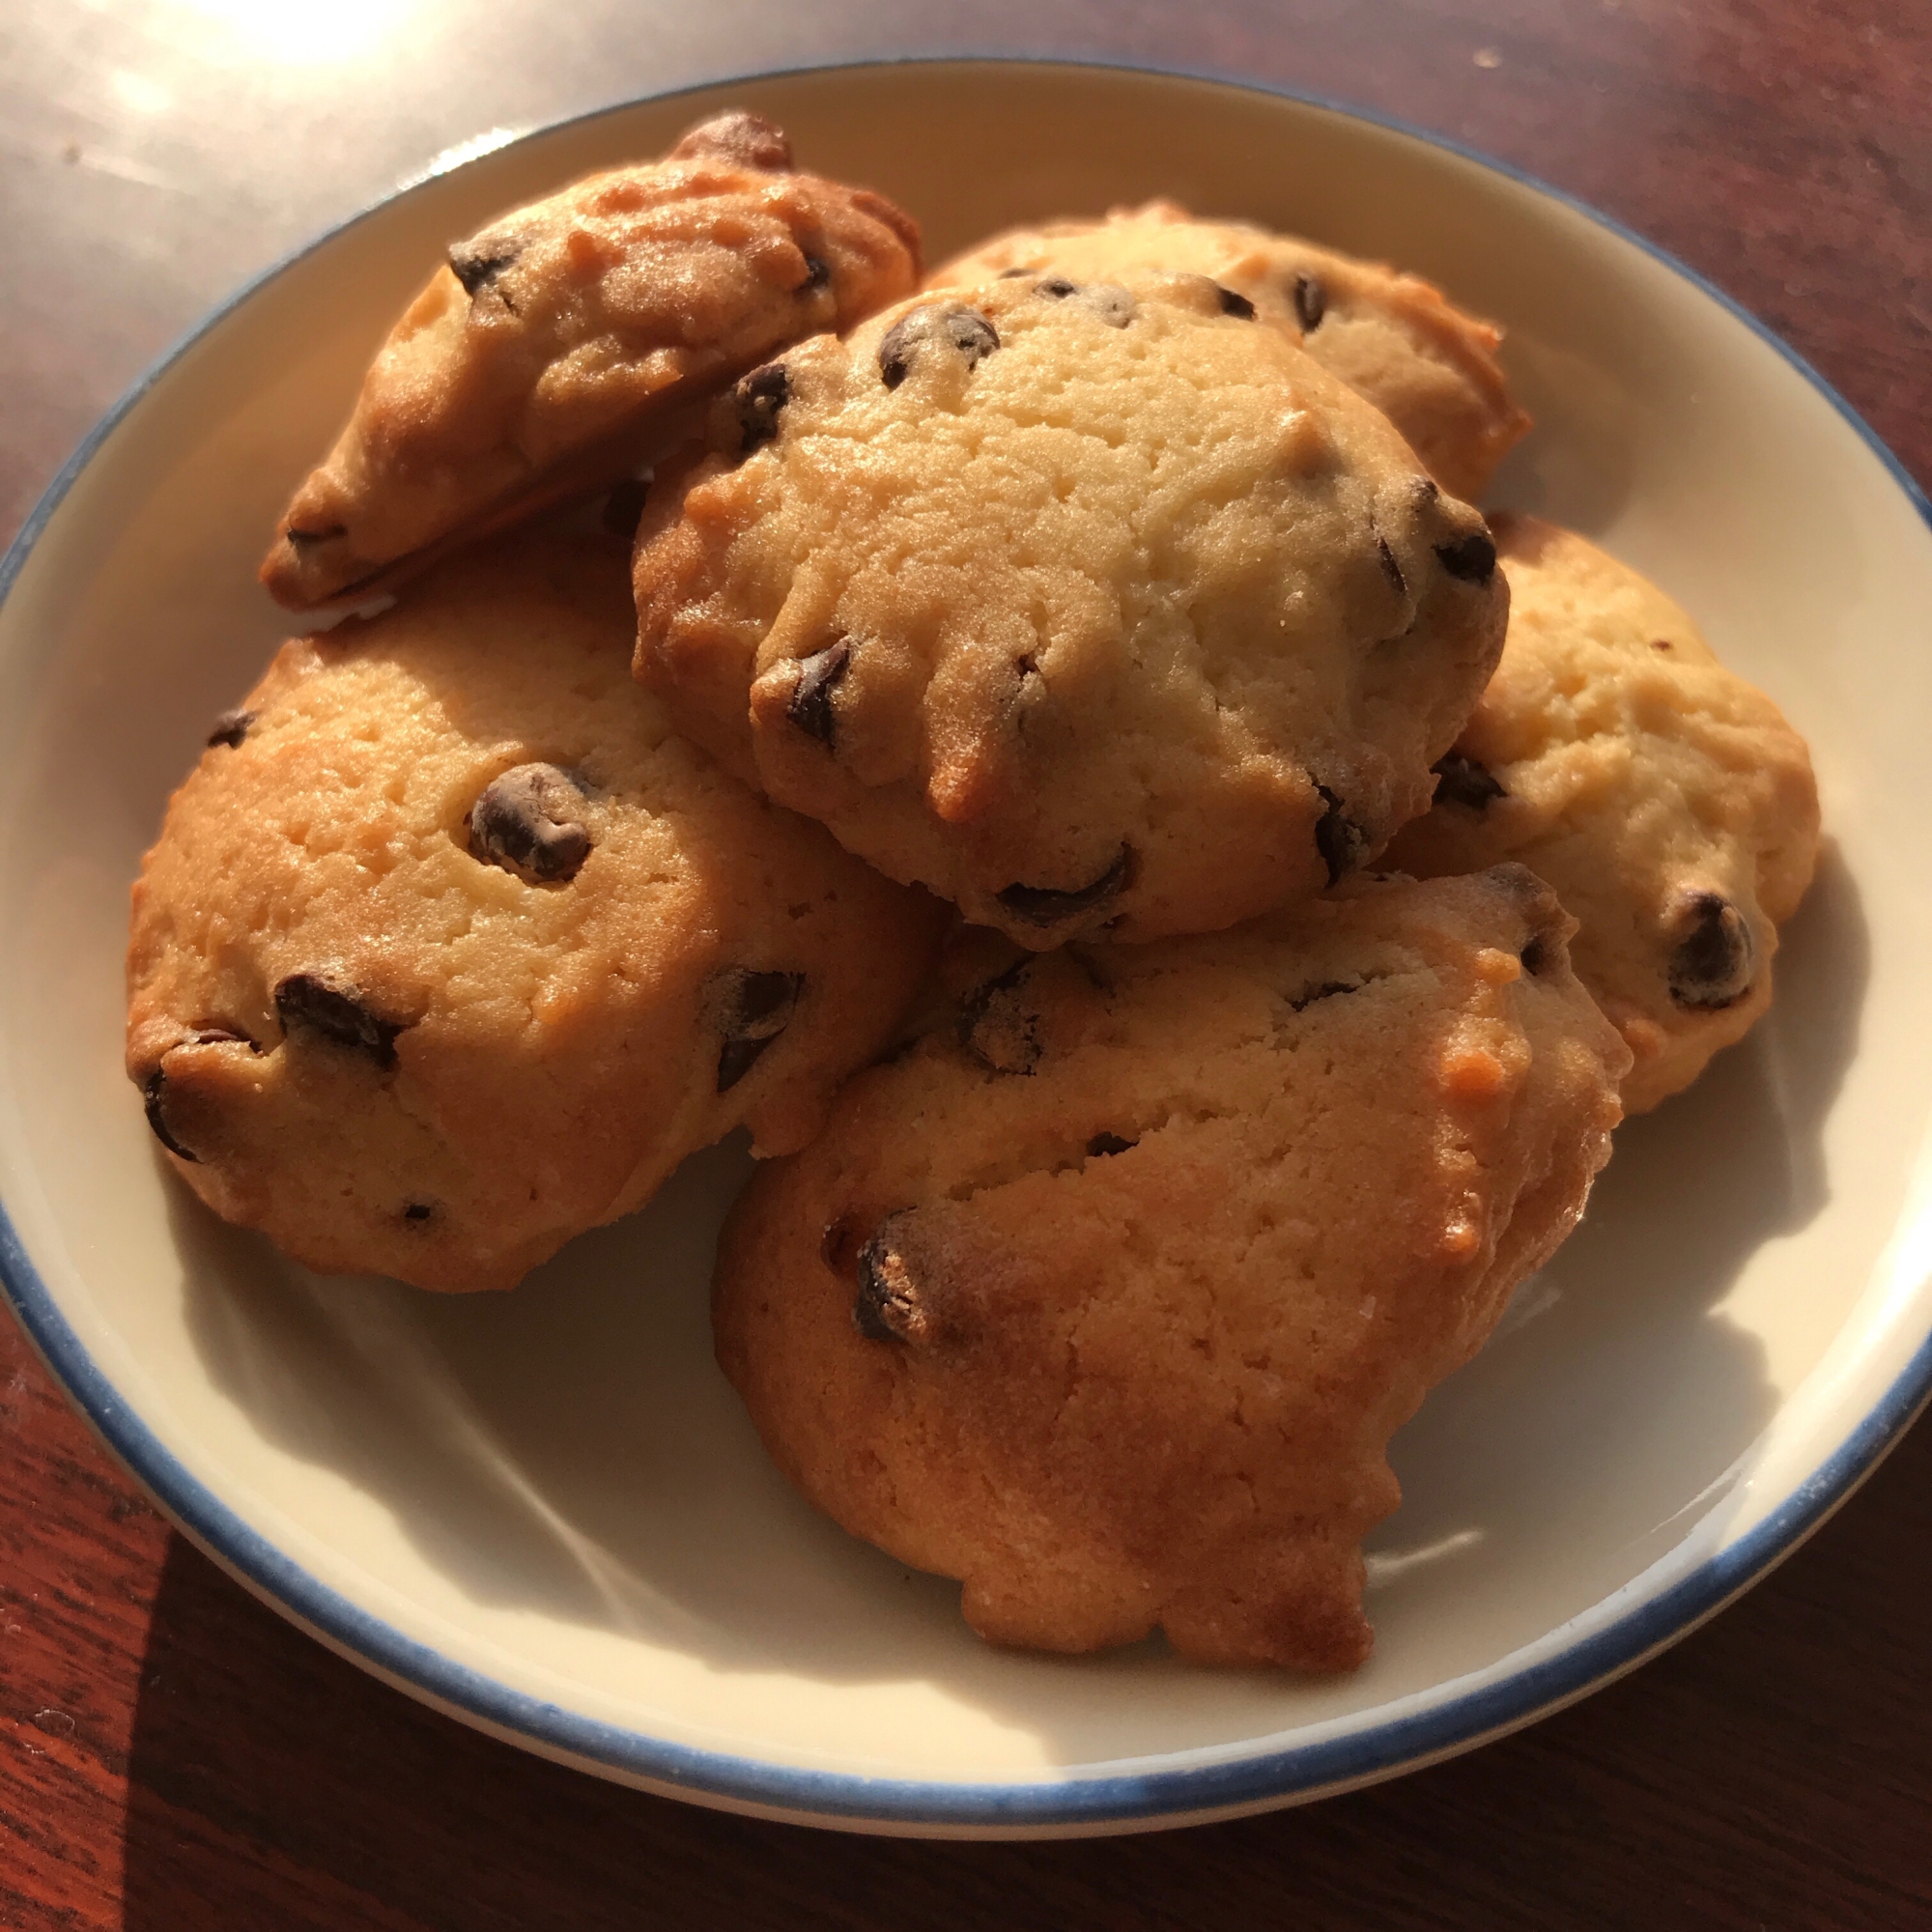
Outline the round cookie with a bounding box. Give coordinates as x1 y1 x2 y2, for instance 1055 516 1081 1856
931 200 1532 501
1382 515 1820 1115
634 270 1511 948
129 525 946 1293
715 867 1631 1672
261 110 921 610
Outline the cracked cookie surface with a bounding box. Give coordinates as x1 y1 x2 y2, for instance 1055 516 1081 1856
260 109 921 610
634 270 1510 947
1383 516 1820 1113
931 200 1532 500
130 525 944 1292
714 867 1630 1671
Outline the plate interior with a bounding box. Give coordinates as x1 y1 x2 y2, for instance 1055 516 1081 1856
2 63 1930 1807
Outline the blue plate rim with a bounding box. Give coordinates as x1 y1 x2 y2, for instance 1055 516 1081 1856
3 52 1930 1834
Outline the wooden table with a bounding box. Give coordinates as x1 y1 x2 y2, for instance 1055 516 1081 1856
4 3 1928 1923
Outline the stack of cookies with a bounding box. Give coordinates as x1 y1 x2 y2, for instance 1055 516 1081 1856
127 110 1821 1673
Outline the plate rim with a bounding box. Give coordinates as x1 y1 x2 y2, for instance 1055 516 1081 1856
3 51 1930 1835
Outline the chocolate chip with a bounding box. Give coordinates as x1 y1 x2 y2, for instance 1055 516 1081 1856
1086 1132 1135 1157
602 476 652 536
1034 277 1134 326
1485 861 1547 906
786 639 850 747
948 308 1003 363
1290 980 1356 1012
1520 934 1552 977
668 109 793 172
1083 283 1136 327
1413 476 1440 507
996 845 1135 928
1666 891 1756 1009
1376 534 1406 598
1293 272 1327 330
141 1068 198 1163
733 361 790 452
715 968 804 1092
206 708 255 750
1314 785 1369 885
959 959 1040 1075
730 969 799 1030
878 304 1000 388
469 763 592 885
1435 531 1498 583
716 1037 770 1093
274 973 406 1067
854 1216 932 1344
285 525 346 547
1215 283 1257 319
403 1202 434 1223
447 238 522 298
1432 752 1506 811
796 254 831 294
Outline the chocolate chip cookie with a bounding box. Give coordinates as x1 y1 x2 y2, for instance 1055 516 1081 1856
932 200 1532 501
1383 516 1820 1113
714 867 1631 1671
634 270 1510 947
131 524 945 1292
260 110 921 610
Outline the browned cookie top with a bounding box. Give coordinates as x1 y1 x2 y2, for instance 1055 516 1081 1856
1383 516 1820 1113
714 867 1630 1672
260 110 921 610
133 522 945 1292
635 270 1510 948
932 200 1532 501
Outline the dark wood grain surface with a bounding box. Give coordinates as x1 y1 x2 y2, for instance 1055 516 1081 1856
3 2 1929 1925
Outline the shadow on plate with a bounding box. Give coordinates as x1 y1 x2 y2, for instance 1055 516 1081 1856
1373 839 1866 1613
115 1389 1932 1923
173 847 1866 1756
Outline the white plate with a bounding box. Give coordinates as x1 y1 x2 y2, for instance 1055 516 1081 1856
3 59 1929 1838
